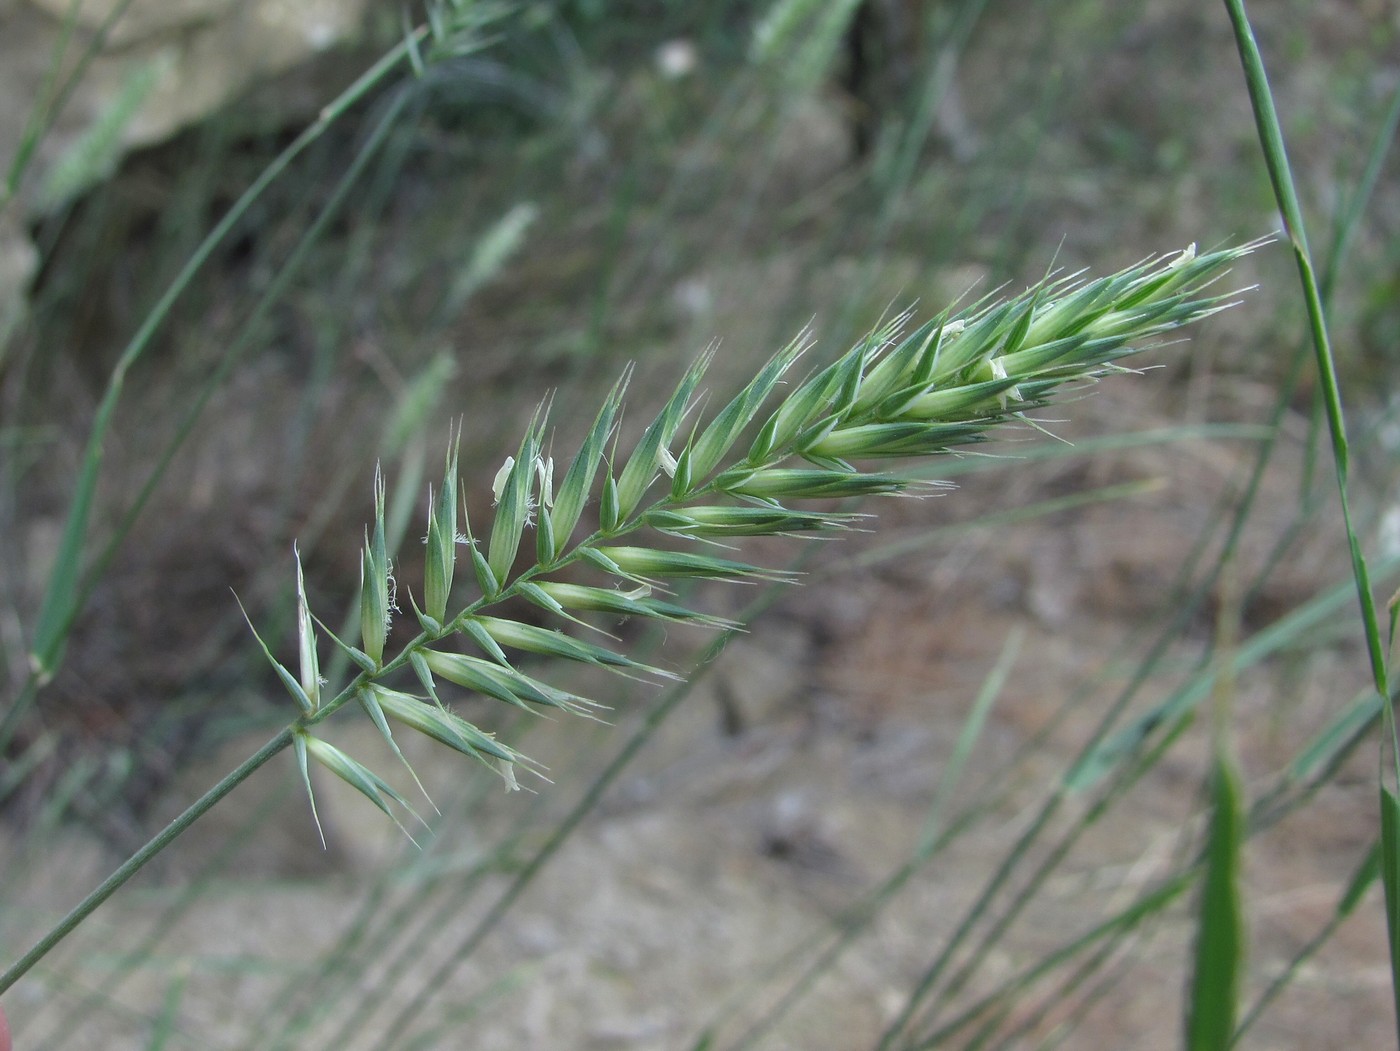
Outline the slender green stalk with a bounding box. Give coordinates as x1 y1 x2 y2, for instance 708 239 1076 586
0 624 432 993
1222 0 1385 699
0 727 294 995
1384 787 1400 1044
1224 2 1399 1038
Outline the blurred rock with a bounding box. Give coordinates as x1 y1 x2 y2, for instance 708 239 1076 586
5 0 366 181
0 0 369 351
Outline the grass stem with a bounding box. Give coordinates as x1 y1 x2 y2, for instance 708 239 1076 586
0 727 294 996
1222 0 1386 698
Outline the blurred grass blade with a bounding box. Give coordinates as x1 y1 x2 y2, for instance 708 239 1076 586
1340 837 1383 915
909 874 1194 1049
1382 785 1400 1045
923 628 1019 847
147 972 187 1051
750 0 864 94
1068 570 1358 792
3 0 137 200
37 55 165 209
1289 688 1381 782
442 201 538 316
1319 81 1400 301
1186 753 1245 1051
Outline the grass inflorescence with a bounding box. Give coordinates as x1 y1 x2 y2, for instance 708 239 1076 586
0 238 1262 998
307 240 1265 819
8 0 1399 1043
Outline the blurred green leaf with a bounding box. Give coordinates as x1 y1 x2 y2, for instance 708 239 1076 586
1186 755 1246 1051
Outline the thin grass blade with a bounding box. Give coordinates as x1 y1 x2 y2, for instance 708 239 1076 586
1382 784 1400 1046
1186 753 1246 1051
1224 0 1387 696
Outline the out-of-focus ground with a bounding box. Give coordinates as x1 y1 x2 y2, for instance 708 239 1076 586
2 1 1398 1048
